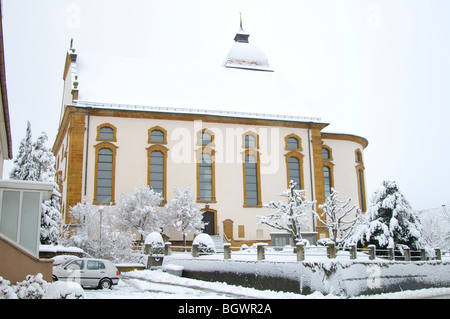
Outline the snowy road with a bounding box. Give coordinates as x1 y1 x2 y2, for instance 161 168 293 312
83 269 450 299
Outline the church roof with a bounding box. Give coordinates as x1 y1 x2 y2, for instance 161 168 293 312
64 18 322 124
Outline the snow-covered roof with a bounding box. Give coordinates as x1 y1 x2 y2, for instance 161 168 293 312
72 53 321 123
64 18 322 124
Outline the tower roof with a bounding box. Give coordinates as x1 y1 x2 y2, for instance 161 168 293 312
225 15 273 72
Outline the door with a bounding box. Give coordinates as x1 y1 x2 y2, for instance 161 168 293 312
202 211 215 235
85 260 107 287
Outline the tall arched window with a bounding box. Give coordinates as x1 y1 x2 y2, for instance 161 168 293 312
323 166 332 199
147 145 168 204
149 151 164 195
287 157 301 190
198 153 213 202
355 149 366 212
243 153 261 207
94 143 117 204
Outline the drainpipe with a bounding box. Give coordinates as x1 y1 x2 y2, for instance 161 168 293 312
84 107 92 198
307 122 316 231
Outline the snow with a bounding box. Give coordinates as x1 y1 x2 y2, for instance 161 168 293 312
43 281 85 299
73 53 320 121
144 232 164 246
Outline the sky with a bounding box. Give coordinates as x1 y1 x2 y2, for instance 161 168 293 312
1 0 449 210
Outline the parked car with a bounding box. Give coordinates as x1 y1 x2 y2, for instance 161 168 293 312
52 258 120 289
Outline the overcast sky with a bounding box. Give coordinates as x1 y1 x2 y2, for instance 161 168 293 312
2 0 449 210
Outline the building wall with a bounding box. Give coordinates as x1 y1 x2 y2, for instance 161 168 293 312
53 107 367 244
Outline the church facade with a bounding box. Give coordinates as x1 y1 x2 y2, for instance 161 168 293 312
53 23 368 245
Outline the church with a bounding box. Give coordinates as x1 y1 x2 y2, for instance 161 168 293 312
52 19 368 246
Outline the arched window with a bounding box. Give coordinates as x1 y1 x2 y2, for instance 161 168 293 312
323 166 332 199
355 149 366 212
287 157 301 190
322 148 330 160
148 126 167 144
198 153 213 202
150 130 164 143
147 145 168 204
243 132 259 149
197 129 214 146
243 153 261 207
96 123 117 141
287 137 299 150
149 151 164 195
94 143 117 204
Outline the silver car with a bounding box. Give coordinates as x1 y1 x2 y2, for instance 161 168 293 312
52 258 120 289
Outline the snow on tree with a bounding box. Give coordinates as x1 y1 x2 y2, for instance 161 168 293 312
9 122 61 245
349 180 423 252
417 205 450 250
163 186 205 249
61 200 135 263
114 185 164 241
314 188 363 247
257 181 315 244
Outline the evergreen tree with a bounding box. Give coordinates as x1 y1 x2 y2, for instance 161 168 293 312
9 122 61 245
351 180 423 252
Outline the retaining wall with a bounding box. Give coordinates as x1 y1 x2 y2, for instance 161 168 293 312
165 258 450 297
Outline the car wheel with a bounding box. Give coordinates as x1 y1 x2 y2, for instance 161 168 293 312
99 278 112 290
52 275 58 282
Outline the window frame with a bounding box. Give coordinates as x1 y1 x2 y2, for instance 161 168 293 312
96 123 117 142
196 148 216 203
93 142 117 205
284 151 304 190
284 133 302 151
147 144 168 205
148 126 167 144
355 149 367 212
242 150 262 207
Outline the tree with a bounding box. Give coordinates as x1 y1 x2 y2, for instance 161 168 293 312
314 188 363 247
9 122 61 245
163 186 205 249
257 181 315 244
114 185 163 240
60 200 135 263
350 180 423 252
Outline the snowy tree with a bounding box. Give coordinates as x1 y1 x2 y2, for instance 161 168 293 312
257 181 315 244
9 122 61 245
114 185 164 241
163 186 205 249
315 188 363 247
9 121 34 181
418 205 450 250
349 180 423 252
61 200 135 263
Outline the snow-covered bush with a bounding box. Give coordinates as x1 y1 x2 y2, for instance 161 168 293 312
257 181 315 244
43 281 85 299
13 274 48 299
0 276 17 299
193 233 215 255
144 232 165 255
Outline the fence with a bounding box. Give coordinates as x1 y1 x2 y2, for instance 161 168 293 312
144 241 446 263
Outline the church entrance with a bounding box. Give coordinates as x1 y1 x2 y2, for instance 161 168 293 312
202 211 216 235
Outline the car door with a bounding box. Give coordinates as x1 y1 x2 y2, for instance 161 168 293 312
64 260 85 286
85 260 106 287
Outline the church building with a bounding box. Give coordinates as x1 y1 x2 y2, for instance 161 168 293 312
52 19 368 245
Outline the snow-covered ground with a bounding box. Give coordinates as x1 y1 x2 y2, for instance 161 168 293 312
82 268 450 299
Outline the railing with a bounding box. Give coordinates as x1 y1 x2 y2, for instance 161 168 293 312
155 242 447 262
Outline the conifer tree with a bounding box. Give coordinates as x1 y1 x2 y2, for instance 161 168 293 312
9 122 61 245
351 180 423 252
